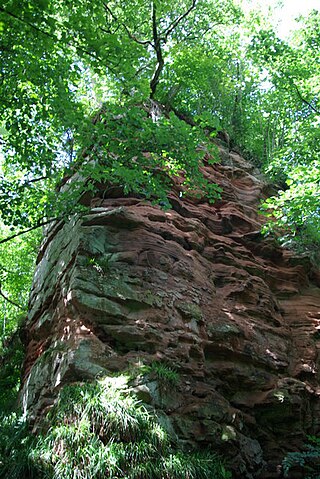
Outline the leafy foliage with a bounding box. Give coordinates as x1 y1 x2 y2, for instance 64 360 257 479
0 0 240 231
0 377 231 479
248 11 320 249
145 361 180 387
261 161 320 258
283 436 320 478
0 221 40 417
0 223 40 348
0 0 319 250
74 102 222 207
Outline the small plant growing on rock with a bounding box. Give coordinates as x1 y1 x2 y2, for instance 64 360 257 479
147 361 180 387
87 256 111 275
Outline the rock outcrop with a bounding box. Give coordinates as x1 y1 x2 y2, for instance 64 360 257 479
21 142 320 478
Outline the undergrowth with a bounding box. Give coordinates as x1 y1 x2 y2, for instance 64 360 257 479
0 375 231 479
0 331 25 413
283 436 320 478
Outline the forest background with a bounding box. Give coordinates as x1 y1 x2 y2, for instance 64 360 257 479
0 0 319 415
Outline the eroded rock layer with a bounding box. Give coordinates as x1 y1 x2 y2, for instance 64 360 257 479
22 144 320 478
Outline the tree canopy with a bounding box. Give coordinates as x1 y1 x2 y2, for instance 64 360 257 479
0 0 244 229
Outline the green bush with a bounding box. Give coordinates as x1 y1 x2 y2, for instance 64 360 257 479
0 376 231 479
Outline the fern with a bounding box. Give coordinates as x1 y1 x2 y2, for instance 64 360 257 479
283 439 320 478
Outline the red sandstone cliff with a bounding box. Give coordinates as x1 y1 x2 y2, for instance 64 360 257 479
21 141 320 478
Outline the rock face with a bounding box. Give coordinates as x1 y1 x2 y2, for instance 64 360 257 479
22 143 320 478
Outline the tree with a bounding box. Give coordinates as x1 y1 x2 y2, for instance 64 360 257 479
249 11 320 253
0 0 242 233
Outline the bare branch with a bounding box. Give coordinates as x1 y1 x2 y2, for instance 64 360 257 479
293 82 320 115
162 0 197 42
0 218 58 245
0 283 25 310
182 23 219 41
103 3 152 46
99 25 120 35
21 176 51 185
150 1 164 98
170 106 197 127
125 30 153 46
0 7 56 40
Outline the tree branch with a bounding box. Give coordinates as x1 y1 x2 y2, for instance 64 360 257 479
182 23 218 41
21 176 51 186
103 1 198 98
0 7 55 40
103 3 152 46
150 2 164 98
0 283 25 310
125 29 153 46
0 218 58 245
162 0 197 42
150 0 198 98
293 82 320 115
170 106 197 127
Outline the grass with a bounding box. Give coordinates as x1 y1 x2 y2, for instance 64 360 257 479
0 375 231 479
144 361 180 387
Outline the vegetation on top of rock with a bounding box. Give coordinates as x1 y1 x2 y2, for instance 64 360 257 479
0 0 319 318
0 0 319 250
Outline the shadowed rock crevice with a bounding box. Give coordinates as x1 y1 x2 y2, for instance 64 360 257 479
21 143 320 479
